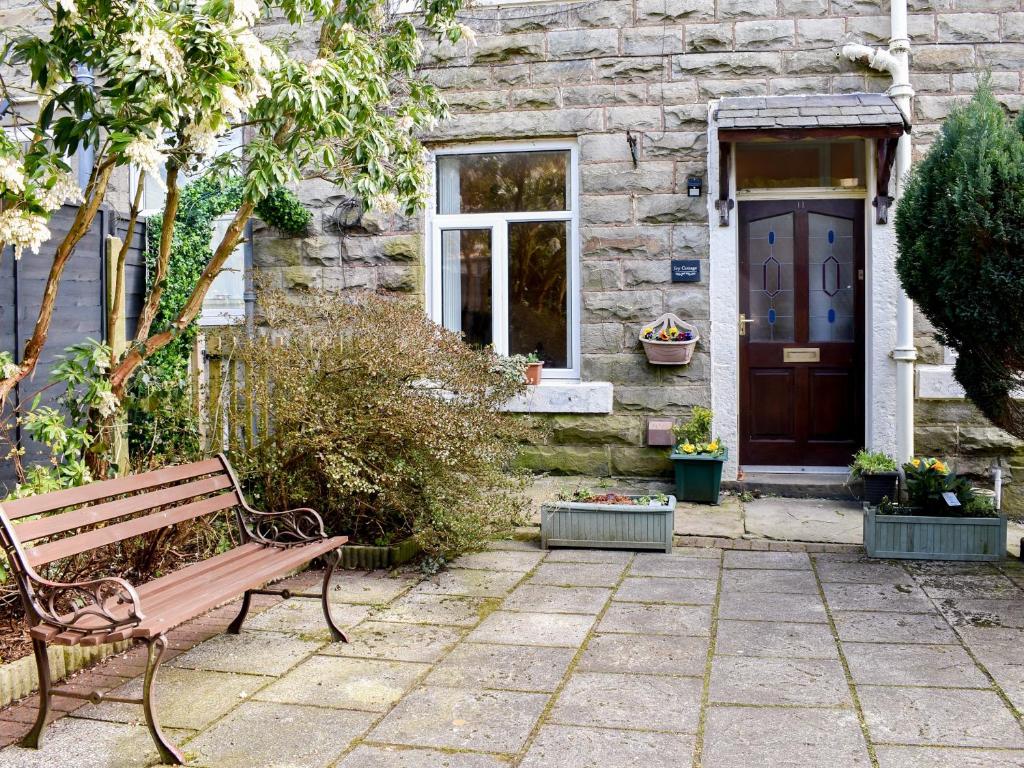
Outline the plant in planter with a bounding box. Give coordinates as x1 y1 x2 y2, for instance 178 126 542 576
669 407 727 504
848 449 899 505
640 312 699 365
524 352 544 385
542 488 676 552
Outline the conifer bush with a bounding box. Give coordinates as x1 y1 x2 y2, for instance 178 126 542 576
895 87 1024 438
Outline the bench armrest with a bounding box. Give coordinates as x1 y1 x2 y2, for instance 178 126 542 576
238 505 328 546
26 573 144 635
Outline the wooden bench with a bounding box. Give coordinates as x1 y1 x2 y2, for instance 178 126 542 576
0 454 348 764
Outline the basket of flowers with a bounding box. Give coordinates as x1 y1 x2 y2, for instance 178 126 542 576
639 312 699 365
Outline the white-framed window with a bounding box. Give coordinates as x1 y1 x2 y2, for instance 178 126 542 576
427 140 581 380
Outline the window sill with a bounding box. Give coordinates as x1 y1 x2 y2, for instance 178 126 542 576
502 381 613 414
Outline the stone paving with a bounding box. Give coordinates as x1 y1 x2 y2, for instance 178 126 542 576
2 542 1024 767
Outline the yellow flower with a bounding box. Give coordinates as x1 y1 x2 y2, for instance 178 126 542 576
932 460 948 474
911 458 921 468
682 443 696 454
642 327 653 335
707 441 719 453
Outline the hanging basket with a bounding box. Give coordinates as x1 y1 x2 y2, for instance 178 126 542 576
640 313 699 366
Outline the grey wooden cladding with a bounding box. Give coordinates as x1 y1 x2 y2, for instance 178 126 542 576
863 507 1007 562
541 496 676 553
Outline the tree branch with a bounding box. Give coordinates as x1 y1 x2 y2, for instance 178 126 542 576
132 162 181 345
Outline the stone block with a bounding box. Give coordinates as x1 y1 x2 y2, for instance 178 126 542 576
446 90 508 113
377 265 418 293
637 194 705 224
913 44 977 72
796 18 846 46
517 445 611 475
425 66 497 89
1005 12 1024 43
614 384 709 412
508 87 559 109
595 57 666 81
622 27 684 56
531 60 594 85
719 0 777 17
686 23 734 53
636 0 714 23
952 71 1019 92
736 20 795 49
492 64 532 86
784 49 846 75
914 94 968 121
581 194 633 226
648 81 702 103
643 131 707 160
472 33 545 64
609 446 674 476
563 84 647 106
699 79 769 99
282 266 321 290
575 2 634 28
584 289 664 322
780 0 828 12
322 266 374 290
607 105 663 131
549 28 619 58
583 226 672 259
582 260 623 290
581 162 674 194
830 0 885 11
673 52 781 77
978 44 1024 72
433 108 603 140
580 132 637 163
938 13 1000 43
582 353 661 385
581 322 626 353
911 74 954 95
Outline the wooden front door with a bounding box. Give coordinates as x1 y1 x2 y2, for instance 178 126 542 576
739 200 864 466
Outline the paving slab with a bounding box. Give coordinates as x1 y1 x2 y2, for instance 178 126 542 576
833 611 958 644
577 633 708 677
702 706 870 768
410 569 524 598
743 498 863 544
722 550 811 570
543 549 634 564
519 724 694 768
715 619 838 659
73 667 270 731
859 686 1024 747
717 591 827 623
183 701 374 768
815 560 915 585
368 686 549 754
823 582 936 613
320 621 464 663
371 594 495 628
245 598 371 639
598 602 711 636
549 672 702 734
337 745 508 768
709 656 851 706
674 498 744 539
721 567 819 594
956 627 1024 710
448 550 546 573
917 574 1022 600
874 746 1024 768
254 656 428 712
327 573 418 604
465 611 594 647
168 630 323 676
938 598 1024 629
629 553 720 579
843 642 990 688
528 562 627 587
426 643 575 692
502 584 612 615
612 576 717 605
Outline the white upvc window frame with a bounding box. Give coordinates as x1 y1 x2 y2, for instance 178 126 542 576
426 139 582 381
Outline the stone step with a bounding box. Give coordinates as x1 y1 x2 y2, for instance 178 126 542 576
726 472 858 501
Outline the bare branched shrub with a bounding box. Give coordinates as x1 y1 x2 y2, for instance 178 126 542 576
225 289 535 557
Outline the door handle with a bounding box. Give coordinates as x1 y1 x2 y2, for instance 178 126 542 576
739 314 756 336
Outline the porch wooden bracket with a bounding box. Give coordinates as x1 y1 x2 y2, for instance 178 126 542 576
716 141 734 227
873 136 900 225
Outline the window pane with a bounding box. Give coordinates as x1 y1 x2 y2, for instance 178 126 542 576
508 220 568 368
736 140 864 190
437 151 569 214
441 228 492 348
808 212 856 342
747 213 795 342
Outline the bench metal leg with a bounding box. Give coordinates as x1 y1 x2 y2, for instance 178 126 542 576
21 638 52 749
321 550 348 643
143 636 184 765
227 590 253 634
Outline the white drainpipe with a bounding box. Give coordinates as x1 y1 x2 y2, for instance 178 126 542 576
842 0 915 462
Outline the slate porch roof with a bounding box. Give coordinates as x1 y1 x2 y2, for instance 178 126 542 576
714 93 909 132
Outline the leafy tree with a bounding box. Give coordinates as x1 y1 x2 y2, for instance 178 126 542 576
895 86 1024 438
0 0 467 414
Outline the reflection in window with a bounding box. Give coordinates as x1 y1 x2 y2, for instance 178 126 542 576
736 140 864 190
509 221 568 368
441 229 492 349
437 151 569 214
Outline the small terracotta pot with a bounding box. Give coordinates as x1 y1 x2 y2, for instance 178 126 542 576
525 361 544 385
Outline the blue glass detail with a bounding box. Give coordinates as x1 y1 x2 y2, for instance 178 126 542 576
828 229 835 245
768 308 777 325
827 308 836 324
768 230 775 245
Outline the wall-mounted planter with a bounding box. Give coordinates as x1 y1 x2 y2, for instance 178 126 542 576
863 507 1007 561
541 495 676 553
640 313 699 366
670 449 727 505
339 537 421 569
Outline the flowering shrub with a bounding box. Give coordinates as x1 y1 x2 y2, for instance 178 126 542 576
642 325 694 343
224 289 534 557
902 457 992 516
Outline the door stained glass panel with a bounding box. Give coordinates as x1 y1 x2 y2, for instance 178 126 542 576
747 213 795 342
808 213 855 342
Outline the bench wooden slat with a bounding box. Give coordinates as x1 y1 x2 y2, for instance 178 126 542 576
13 474 234 543
2 458 225 520
24 491 240 566
137 542 268 605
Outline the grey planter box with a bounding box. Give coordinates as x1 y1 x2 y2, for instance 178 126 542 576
541 495 676 553
863 507 1007 562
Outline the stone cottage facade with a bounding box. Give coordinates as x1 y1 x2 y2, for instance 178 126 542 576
251 0 1024 508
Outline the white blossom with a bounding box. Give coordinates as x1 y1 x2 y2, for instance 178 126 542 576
56 0 78 17
95 389 119 418
236 29 279 72
218 84 246 119
0 156 26 194
124 135 167 190
232 0 262 26
128 24 184 83
184 121 220 157
395 115 414 132
457 23 477 46
0 209 51 259
370 191 399 214
307 58 329 79
37 171 83 212
1 360 19 380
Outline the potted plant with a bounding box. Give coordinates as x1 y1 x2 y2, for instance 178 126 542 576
863 457 1006 561
669 406 727 504
524 352 544 385
640 312 699 365
848 449 899 505
541 488 676 553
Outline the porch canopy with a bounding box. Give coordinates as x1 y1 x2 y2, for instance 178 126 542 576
713 93 910 224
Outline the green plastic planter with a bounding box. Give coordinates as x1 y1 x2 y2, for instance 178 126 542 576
670 448 727 504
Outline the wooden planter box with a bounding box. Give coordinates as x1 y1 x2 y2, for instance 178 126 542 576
863 506 1007 562
338 537 421 569
541 495 677 553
